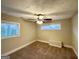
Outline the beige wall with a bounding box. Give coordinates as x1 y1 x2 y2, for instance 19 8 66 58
1 13 36 54
2 13 76 55
72 14 78 55
37 19 72 46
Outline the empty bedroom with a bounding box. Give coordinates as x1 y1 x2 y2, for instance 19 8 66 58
1 0 78 59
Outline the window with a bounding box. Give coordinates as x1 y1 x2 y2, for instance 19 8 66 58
1 21 20 39
41 24 61 30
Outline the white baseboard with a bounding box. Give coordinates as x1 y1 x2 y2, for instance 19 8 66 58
72 47 78 56
64 45 77 56
37 40 62 48
38 40 78 56
37 40 49 44
2 40 77 57
64 45 73 48
1 40 36 56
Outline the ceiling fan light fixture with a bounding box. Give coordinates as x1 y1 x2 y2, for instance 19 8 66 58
38 15 44 19
36 21 43 24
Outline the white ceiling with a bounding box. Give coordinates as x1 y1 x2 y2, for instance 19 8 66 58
2 0 78 20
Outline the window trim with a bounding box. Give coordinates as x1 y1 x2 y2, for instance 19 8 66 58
1 21 20 39
40 24 61 30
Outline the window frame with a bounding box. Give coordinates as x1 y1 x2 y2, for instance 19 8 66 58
40 23 61 30
1 21 20 39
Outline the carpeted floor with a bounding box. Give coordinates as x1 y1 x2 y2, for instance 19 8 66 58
10 41 77 59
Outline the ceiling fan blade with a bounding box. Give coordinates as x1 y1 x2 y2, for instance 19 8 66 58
47 14 73 20
21 17 36 22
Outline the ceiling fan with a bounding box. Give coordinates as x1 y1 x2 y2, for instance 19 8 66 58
2 6 53 24
19 11 53 24
2 6 74 24
29 14 52 24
